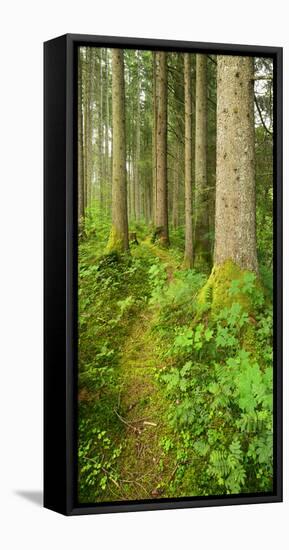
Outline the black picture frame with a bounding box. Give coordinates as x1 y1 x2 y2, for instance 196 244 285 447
44 33 283 516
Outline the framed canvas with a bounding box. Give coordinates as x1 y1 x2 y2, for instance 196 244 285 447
44 34 283 515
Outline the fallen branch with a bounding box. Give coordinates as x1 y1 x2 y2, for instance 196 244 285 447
114 409 137 430
143 421 157 427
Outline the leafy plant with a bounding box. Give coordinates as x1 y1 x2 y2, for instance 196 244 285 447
156 272 273 495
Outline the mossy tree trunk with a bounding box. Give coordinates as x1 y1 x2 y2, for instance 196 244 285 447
214 56 258 273
155 51 169 246
184 53 193 267
199 56 258 312
107 49 129 253
194 54 211 269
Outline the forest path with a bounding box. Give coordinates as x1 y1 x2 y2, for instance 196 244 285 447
113 241 180 500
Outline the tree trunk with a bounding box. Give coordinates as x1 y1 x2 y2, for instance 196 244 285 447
98 49 104 209
104 48 110 210
85 48 93 209
107 49 129 253
135 52 142 220
78 48 85 229
131 151 136 221
184 54 193 267
194 54 210 269
152 52 157 226
155 51 169 246
214 56 257 272
82 49 88 211
172 143 180 230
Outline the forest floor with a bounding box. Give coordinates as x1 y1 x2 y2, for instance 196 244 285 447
113 242 180 500
78 229 273 502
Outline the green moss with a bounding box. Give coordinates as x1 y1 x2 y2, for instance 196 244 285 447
106 225 128 254
198 260 255 316
242 322 257 354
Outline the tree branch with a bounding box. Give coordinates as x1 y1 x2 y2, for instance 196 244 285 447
254 95 273 136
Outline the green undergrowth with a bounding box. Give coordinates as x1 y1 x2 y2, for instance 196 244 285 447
78 234 157 501
78 207 273 501
151 261 273 496
78 225 184 502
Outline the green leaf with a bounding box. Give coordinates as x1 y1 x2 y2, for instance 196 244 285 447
204 328 214 342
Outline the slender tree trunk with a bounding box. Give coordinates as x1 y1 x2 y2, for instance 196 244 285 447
172 144 179 229
145 176 152 223
127 156 131 221
131 153 136 221
155 51 169 246
135 53 141 220
98 49 104 209
84 48 93 209
194 54 210 269
107 49 129 253
184 54 193 267
131 135 136 220
82 49 88 211
90 49 97 204
104 48 110 206
214 56 257 272
78 48 85 230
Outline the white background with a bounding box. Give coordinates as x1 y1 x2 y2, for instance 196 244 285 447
0 1 287 548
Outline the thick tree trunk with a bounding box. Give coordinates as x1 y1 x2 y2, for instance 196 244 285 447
107 49 129 253
214 56 257 272
78 49 85 229
184 54 193 267
155 51 169 246
194 54 210 269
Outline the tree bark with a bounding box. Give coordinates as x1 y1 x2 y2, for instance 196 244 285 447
82 49 88 211
152 52 157 226
155 51 169 246
107 49 129 253
135 52 142 220
214 56 258 272
172 142 180 229
98 49 104 209
194 54 210 269
184 54 193 267
78 48 85 229
85 48 93 209
104 48 110 210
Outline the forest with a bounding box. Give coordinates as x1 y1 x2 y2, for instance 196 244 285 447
77 47 274 503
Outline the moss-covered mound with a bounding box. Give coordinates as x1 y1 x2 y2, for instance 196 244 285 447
198 259 260 316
